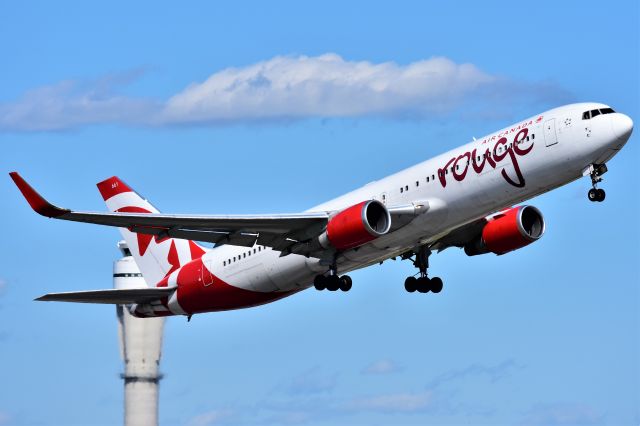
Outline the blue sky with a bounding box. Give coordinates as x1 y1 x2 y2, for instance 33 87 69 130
1 1 638 425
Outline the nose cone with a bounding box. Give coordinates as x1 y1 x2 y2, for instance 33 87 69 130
612 113 633 141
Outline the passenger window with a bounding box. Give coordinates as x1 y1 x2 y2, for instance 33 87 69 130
405 185 409 191
432 174 435 180
400 187 403 193
415 181 419 187
223 261 226 266
426 176 430 182
233 256 236 261
532 134 535 139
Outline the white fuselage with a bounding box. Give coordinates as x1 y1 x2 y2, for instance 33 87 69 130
205 103 631 294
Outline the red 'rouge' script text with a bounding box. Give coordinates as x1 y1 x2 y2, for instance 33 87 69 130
438 128 533 188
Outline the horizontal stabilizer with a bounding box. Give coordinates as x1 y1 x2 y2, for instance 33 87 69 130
35 286 176 304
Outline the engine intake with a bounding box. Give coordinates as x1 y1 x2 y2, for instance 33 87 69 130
464 205 545 256
321 200 391 251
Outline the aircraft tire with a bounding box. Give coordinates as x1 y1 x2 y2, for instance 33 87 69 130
430 277 443 293
404 276 417 292
314 275 326 291
417 277 431 293
339 275 352 292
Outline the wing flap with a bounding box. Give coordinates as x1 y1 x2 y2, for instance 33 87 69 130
35 287 176 304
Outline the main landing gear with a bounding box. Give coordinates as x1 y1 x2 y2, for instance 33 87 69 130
314 261 352 292
402 246 443 294
587 163 607 202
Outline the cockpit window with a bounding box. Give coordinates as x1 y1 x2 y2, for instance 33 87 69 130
582 107 616 120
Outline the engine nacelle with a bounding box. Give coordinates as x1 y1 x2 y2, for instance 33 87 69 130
464 205 545 256
319 200 391 251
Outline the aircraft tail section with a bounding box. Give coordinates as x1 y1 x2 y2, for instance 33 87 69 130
97 176 208 286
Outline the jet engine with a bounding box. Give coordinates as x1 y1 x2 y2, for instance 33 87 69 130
319 200 391 251
464 206 545 256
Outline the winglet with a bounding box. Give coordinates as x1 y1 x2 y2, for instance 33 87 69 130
9 172 70 218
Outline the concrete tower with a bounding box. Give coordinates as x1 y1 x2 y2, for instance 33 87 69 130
115 241 165 426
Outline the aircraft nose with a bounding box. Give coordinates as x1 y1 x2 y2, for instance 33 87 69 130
611 113 633 140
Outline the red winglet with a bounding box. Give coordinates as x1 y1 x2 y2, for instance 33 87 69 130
96 176 133 201
9 172 70 218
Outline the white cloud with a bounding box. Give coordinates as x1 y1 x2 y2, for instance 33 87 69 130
160 54 494 124
0 70 157 132
187 409 234 426
0 54 569 132
282 367 337 395
427 359 521 388
361 358 402 375
521 402 604 425
344 391 434 413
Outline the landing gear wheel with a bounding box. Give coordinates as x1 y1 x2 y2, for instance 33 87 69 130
313 275 326 291
416 277 431 293
326 275 341 291
339 275 352 292
404 276 417 293
430 277 443 294
587 163 608 203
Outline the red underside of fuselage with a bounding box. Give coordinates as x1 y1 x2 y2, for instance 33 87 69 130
173 258 302 314
178 280 302 314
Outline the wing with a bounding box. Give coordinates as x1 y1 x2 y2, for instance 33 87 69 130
430 218 488 252
10 172 329 251
35 287 176 304
10 172 429 256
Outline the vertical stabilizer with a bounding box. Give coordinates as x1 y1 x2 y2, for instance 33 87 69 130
97 177 208 286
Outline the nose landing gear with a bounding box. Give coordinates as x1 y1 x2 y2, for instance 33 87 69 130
586 163 607 202
402 246 443 294
588 188 605 202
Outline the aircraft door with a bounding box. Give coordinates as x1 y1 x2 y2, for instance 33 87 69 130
544 118 558 147
202 258 215 287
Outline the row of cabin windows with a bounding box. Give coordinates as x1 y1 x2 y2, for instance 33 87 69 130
223 246 267 266
398 134 536 193
582 108 615 120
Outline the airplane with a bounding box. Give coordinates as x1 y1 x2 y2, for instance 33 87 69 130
10 102 633 319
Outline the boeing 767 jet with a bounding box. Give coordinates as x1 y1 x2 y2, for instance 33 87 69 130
10 102 633 318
